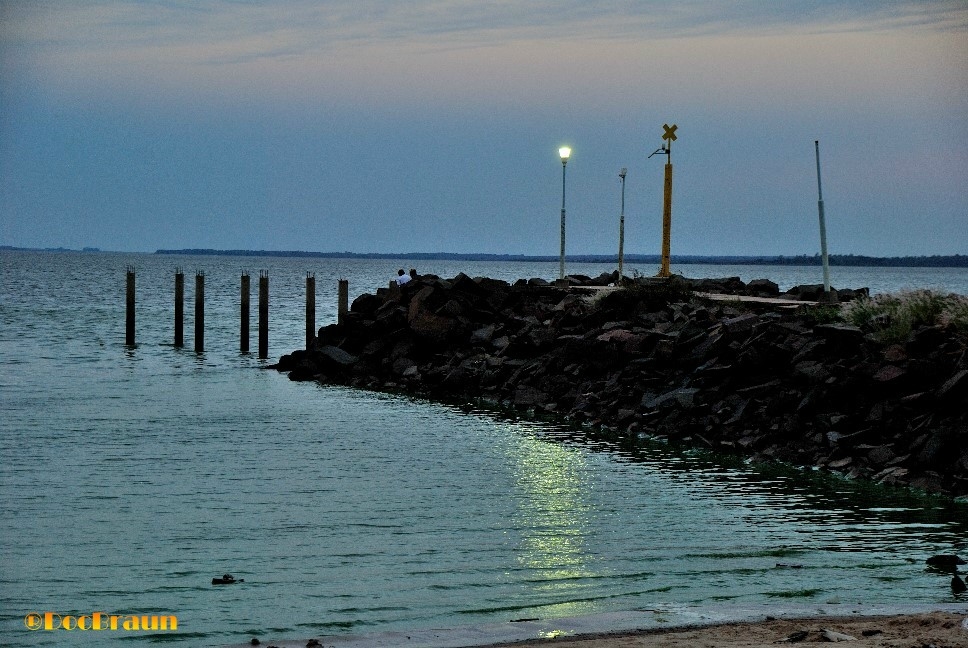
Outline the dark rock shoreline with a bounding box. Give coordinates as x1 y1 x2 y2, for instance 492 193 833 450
273 272 968 499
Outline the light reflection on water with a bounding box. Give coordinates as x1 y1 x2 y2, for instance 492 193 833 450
1 251 967 648
512 436 594 610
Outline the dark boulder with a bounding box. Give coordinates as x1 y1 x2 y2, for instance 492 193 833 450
748 278 780 296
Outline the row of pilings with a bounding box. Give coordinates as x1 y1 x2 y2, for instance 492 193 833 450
124 267 349 358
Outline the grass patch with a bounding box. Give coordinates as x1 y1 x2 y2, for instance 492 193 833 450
842 289 968 343
614 274 696 311
801 304 845 325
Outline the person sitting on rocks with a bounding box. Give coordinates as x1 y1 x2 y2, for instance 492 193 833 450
395 269 411 286
409 268 418 281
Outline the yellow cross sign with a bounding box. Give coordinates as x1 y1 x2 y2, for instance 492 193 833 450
662 123 678 142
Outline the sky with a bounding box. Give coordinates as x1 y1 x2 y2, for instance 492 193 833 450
1 1 966 257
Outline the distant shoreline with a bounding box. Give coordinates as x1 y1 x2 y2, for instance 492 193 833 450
156 249 968 268
3 246 967 267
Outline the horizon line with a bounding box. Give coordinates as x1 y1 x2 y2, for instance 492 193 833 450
5 246 966 267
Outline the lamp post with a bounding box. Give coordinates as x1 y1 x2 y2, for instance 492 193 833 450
558 146 571 280
618 168 627 281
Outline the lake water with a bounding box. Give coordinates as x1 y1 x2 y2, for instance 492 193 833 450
1 250 966 647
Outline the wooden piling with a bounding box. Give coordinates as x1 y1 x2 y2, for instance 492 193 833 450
338 279 349 326
174 269 184 347
258 271 268 359
194 272 204 353
125 267 135 346
240 272 250 354
306 273 315 350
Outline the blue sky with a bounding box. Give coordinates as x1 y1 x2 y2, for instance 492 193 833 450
1 1 966 256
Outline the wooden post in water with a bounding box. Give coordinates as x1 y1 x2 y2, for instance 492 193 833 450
258 271 269 359
174 269 184 347
194 272 205 353
240 272 250 354
306 273 315 350
338 279 349 326
125 267 135 346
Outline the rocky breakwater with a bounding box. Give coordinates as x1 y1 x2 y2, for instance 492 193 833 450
273 273 968 498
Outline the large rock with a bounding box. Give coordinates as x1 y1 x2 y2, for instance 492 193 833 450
937 369 968 403
748 278 779 296
318 345 358 367
407 286 461 342
813 322 864 342
351 292 384 315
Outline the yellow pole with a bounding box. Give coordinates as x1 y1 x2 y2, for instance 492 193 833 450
659 162 673 277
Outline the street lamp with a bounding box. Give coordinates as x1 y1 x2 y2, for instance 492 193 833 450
558 146 571 280
618 168 627 281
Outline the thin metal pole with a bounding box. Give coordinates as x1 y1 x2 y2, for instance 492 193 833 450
559 160 567 280
618 168 627 280
815 140 831 294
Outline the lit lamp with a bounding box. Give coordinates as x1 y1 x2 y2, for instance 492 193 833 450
558 146 571 280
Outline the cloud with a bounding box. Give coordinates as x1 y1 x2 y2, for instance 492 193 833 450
5 1 966 70
3 0 963 120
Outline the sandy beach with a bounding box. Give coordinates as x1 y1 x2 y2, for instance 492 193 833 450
227 607 968 647
483 612 968 648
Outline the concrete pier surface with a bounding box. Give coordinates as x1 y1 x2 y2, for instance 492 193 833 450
573 284 821 307
223 603 967 648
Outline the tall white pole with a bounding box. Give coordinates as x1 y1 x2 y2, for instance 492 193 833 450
618 168 627 280
559 156 568 280
814 140 831 294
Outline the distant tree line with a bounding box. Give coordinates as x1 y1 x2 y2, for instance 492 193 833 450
730 254 968 268
2 246 965 268
152 249 968 268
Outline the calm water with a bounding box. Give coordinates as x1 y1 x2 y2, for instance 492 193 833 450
1 250 966 647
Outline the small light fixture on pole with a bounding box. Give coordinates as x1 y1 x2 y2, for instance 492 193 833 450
558 146 571 280
618 168 628 281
